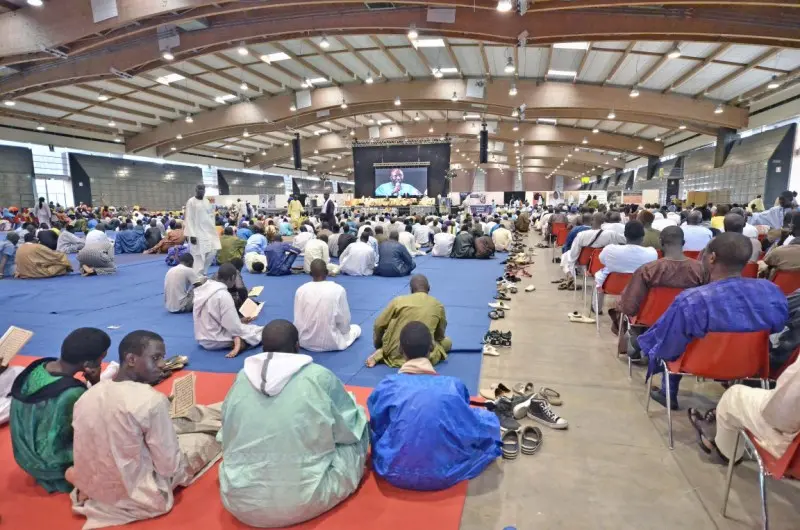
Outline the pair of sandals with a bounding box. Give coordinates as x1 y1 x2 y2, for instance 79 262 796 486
494 292 512 301
502 426 543 459
568 311 596 324
687 408 743 465
512 382 563 406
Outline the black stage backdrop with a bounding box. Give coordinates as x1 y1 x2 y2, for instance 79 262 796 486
353 143 451 198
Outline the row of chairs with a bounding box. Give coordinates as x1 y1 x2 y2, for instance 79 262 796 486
583 259 800 529
550 221 800 527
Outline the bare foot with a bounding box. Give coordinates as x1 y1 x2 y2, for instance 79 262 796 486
226 337 243 358
365 351 379 368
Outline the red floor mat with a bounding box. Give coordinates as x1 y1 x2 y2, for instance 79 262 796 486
1 357 467 529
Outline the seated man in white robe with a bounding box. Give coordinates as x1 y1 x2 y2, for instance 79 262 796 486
219 320 368 528
431 231 455 257
491 225 512 251
56 225 85 254
294 259 360 351
303 233 339 275
339 232 376 276
293 225 315 254
399 225 425 256
164 253 200 313
69 330 222 529
193 263 264 358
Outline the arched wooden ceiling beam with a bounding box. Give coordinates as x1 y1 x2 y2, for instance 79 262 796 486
1 5 797 96
2 0 796 60
127 80 742 154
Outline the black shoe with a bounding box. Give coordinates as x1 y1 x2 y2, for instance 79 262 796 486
488 397 521 431
527 394 569 429
650 389 679 410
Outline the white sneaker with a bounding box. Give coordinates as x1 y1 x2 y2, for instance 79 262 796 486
525 285 536 292
488 301 510 310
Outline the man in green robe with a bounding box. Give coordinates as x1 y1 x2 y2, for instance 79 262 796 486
219 319 369 527
10 327 110 493
366 274 452 368
216 226 246 265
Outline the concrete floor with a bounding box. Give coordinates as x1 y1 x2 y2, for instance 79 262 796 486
459 232 800 530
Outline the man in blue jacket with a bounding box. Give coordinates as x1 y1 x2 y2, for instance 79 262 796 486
114 223 146 254
374 231 415 277
367 321 500 491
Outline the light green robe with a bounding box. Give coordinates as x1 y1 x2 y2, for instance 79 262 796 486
372 292 452 368
219 363 368 528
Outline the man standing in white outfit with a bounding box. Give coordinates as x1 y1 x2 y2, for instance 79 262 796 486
184 184 220 276
294 259 361 352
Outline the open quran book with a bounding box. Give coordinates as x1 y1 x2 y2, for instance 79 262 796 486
239 298 264 320
0 326 33 367
169 372 197 418
248 286 264 297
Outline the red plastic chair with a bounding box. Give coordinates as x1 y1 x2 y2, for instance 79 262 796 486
550 222 568 262
572 246 600 309
742 262 759 278
645 331 771 449
723 430 800 529
683 250 701 260
624 287 685 376
555 227 569 247
594 272 632 333
771 270 800 295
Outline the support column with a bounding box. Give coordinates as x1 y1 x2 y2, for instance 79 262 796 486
714 127 737 168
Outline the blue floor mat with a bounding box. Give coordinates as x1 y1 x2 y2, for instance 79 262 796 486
1 254 504 394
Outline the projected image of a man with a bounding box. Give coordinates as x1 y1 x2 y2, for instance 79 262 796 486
375 168 423 197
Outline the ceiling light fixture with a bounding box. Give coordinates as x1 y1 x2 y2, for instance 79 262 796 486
240 82 249 91
314 149 319 154
592 127 599 134
243 130 250 137
512 123 519 131
340 100 348 109
407 24 418 40
629 85 640 98
767 75 782 90
108 119 116 127
237 43 249 56
511 108 519 117
655 136 662 142
429 125 434 133
678 123 687 130
170 146 177 151
504 57 515 74
667 45 682 59
350 129 355 136
714 104 723 114
320 36 330 49
433 67 443 79
414 112 420 121
176 133 183 140
496 0 513 12
36 124 46 131
185 114 193 124
290 103 297 112
607 110 616 120
451 91 458 102
365 73 374 84
509 83 518 96
97 93 109 101
114 136 121 143
261 150 267 156
637 144 643 150
394 96 401 106
162 50 174 61
3 98 15 106
27 0 44 6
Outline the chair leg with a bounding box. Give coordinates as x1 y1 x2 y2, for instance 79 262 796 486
665 363 674 450
645 380 652 412
594 289 600 334
721 431 741 518
628 355 633 379
749 435 770 530
582 273 587 313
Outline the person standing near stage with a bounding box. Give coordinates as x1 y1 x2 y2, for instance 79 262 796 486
184 184 220 276
320 193 336 228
